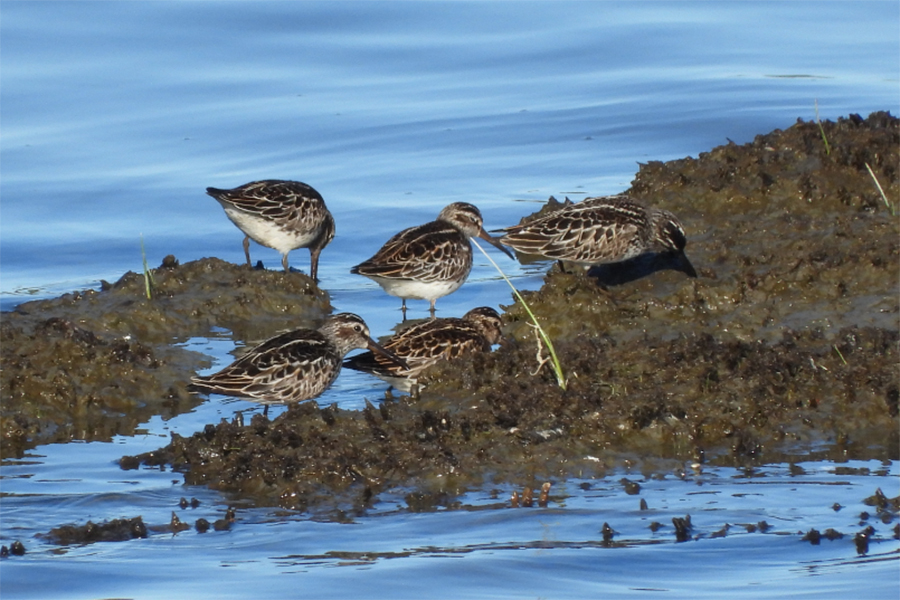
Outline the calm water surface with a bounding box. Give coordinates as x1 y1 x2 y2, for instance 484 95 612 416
1 2 898 598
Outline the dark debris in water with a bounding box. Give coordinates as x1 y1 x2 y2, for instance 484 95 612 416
0 541 26 557
862 488 900 513
710 524 730 539
41 517 148 545
854 525 876 555
39 506 239 547
179 497 202 510
802 528 822 545
621 478 641 495
195 518 211 533
672 515 693 542
800 527 846 545
601 522 615 544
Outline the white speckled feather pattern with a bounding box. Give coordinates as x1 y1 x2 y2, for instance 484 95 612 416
344 306 502 391
190 313 404 407
499 195 696 276
351 202 512 313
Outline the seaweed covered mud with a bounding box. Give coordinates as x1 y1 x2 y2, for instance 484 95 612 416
3 112 898 513
428 110 900 460
1 258 330 457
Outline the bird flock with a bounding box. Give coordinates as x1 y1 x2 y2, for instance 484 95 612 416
191 179 697 414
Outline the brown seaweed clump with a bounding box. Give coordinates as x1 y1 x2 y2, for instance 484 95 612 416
0 257 331 458
426 325 898 462
41 517 148 545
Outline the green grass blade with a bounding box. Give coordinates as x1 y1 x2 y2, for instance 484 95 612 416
832 344 848 366
865 162 895 216
472 238 567 390
814 99 831 156
140 234 154 300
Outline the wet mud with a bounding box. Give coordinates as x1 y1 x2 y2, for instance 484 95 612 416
1 257 330 457
3 112 898 516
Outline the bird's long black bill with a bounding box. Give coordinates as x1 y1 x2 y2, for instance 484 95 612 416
678 251 698 278
478 229 515 259
366 338 410 370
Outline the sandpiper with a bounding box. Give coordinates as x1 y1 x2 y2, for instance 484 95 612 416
498 195 697 277
206 179 335 280
343 306 503 392
190 313 406 415
351 202 513 317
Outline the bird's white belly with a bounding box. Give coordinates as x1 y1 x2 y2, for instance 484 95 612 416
222 206 317 254
372 373 418 393
365 276 463 301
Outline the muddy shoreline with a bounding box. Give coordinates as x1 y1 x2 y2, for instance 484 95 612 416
2 112 897 514
1 258 330 456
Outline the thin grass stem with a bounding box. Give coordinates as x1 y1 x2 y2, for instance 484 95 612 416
472 239 567 390
865 162 895 216
140 234 154 300
832 344 848 366
814 99 831 156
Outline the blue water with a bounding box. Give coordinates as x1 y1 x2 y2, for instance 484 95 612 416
1 2 899 598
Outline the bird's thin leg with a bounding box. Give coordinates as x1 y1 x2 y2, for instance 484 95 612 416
309 247 321 282
281 253 290 273
556 259 574 274
243 236 252 267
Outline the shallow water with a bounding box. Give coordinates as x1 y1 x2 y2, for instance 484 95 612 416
3 432 899 599
1 2 899 598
